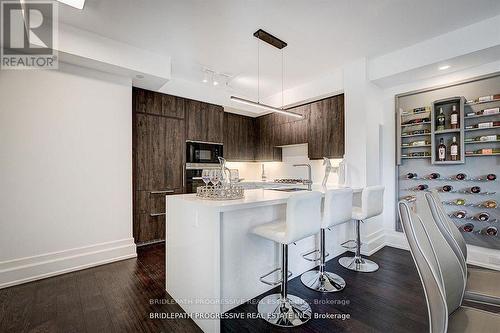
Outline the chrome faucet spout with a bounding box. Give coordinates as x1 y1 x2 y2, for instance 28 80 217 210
293 164 312 191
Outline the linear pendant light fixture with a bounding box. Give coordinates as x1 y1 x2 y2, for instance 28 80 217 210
230 30 303 119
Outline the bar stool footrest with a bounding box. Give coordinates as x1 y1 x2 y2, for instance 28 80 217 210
259 267 293 286
341 239 358 250
301 248 329 262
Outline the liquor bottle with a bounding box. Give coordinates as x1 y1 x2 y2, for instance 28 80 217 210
438 138 446 161
453 210 467 219
474 212 490 221
469 186 481 194
460 223 474 233
436 108 445 131
455 173 467 180
441 185 453 192
406 172 418 179
450 105 459 129
450 136 459 161
414 184 429 191
482 200 497 209
480 226 497 236
428 172 440 179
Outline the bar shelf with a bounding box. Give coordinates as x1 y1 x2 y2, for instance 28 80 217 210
465 126 500 132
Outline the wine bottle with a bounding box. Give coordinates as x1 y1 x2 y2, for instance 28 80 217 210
438 138 446 161
450 105 459 129
450 136 458 161
406 172 418 179
474 212 490 221
460 223 474 233
436 108 445 131
469 186 481 194
428 172 440 179
441 185 453 192
414 184 429 191
454 198 466 205
482 200 497 209
480 226 497 236
478 174 497 181
453 210 467 219
455 173 467 180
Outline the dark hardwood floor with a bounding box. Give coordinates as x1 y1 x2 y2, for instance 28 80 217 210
222 247 428 333
1 244 495 333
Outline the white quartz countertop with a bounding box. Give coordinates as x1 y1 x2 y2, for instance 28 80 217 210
167 185 362 212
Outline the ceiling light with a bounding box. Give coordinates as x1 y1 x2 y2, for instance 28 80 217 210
231 29 299 118
202 70 209 83
438 65 450 71
56 0 85 9
230 96 303 119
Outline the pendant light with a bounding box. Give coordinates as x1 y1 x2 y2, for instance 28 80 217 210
230 29 303 119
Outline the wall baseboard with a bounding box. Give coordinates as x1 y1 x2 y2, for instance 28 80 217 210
0 238 137 289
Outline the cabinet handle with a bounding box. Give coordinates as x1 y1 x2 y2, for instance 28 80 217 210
150 212 166 217
150 190 174 195
183 166 186 188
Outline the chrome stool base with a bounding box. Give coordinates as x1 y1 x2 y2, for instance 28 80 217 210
300 270 346 292
257 294 312 327
339 256 379 272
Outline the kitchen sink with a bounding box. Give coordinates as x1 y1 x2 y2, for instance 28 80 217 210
267 187 308 192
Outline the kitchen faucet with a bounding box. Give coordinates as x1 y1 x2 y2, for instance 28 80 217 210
293 164 312 191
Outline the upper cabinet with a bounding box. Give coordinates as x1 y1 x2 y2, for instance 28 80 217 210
308 94 345 159
272 104 309 147
134 88 185 119
186 100 224 143
223 113 256 161
255 115 282 161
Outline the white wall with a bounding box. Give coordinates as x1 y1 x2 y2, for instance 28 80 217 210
0 64 136 288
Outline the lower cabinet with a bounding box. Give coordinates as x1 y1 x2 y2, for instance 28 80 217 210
133 189 182 243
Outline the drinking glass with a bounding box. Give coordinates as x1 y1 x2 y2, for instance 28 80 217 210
211 170 221 186
201 170 211 186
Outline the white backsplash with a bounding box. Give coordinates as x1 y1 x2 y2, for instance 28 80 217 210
226 144 343 185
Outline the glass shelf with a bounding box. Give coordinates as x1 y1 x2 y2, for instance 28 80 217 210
401 133 431 138
465 99 500 106
465 126 500 132
434 128 461 134
466 153 500 157
465 113 500 120
465 140 500 144
401 121 431 128
401 145 431 149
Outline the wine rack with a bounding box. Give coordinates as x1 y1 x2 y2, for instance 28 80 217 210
395 73 500 249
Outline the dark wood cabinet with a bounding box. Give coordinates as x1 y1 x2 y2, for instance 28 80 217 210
308 94 344 159
223 113 256 161
272 104 309 146
133 189 182 243
186 100 224 143
135 89 185 118
134 113 184 191
133 87 185 244
255 115 282 161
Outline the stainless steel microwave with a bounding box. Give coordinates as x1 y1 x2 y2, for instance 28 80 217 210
186 140 223 164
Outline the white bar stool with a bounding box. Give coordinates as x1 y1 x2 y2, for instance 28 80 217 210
339 185 384 272
301 188 353 292
251 191 322 327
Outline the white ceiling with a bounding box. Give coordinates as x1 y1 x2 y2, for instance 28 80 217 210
58 0 500 103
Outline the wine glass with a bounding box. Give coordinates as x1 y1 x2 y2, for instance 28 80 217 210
211 170 221 187
201 170 211 187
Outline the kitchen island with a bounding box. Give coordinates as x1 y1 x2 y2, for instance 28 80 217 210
166 186 361 333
